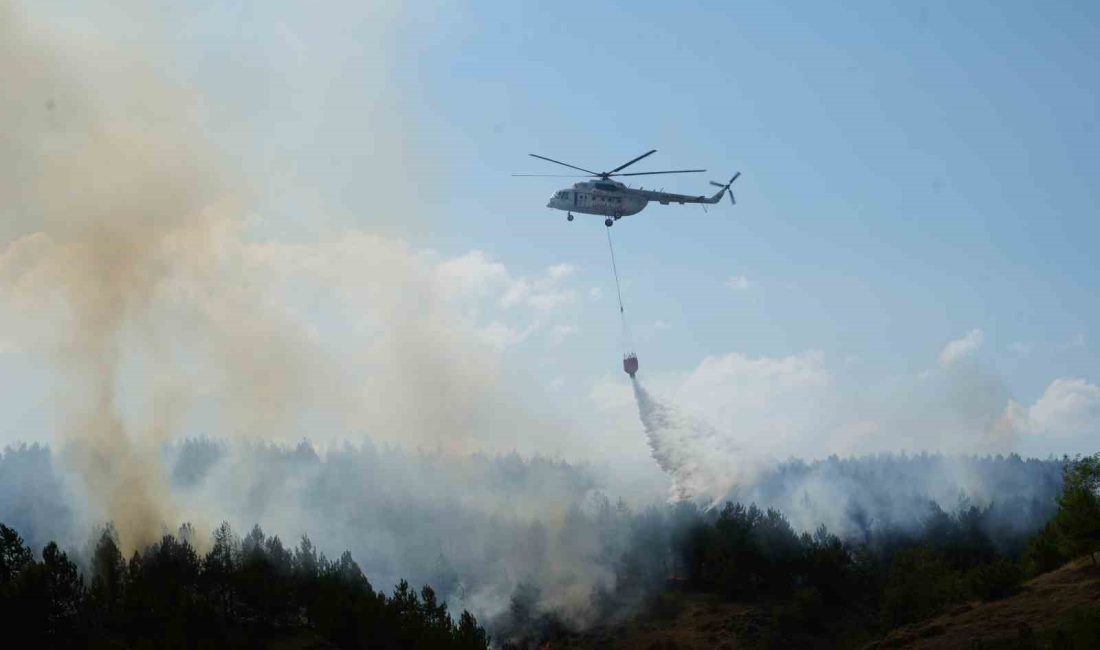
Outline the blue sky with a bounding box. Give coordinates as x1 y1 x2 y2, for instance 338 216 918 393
239 0 1099 386
2 0 1098 463
450 2 1098 392
430 1 1100 382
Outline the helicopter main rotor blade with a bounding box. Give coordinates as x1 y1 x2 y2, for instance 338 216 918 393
607 149 658 174
511 174 591 177
613 169 706 177
528 154 600 176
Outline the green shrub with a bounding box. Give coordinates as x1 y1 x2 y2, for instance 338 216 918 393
1039 606 1100 649
966 558 1022 601
1022 522 1068 577
880 547 963 629
1054 454 1100 566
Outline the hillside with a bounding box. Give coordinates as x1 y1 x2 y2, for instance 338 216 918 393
548 557 1100 650
877 556 1100 649
548 594 769 650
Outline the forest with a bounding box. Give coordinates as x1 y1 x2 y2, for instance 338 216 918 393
2 446 1097 647
0 520 489 648
497 454 1100 648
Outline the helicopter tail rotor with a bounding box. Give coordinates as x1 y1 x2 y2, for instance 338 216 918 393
709 172 740 205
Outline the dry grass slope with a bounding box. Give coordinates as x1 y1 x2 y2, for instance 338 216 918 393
876 557 1100 649
549 557 1099 650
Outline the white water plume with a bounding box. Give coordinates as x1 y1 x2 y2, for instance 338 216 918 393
630 377 750 502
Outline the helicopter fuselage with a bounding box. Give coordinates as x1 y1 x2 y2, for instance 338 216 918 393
546 179 722 220
547 181 646 217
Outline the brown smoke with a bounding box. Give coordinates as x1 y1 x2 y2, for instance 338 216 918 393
0 4 319 549
0 2 556 550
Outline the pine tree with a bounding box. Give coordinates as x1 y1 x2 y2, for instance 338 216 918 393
203 521 238 618
89 525 125 617
1055 454 1100 565
455 609 490 649
40 542 84 634
0 522 32 584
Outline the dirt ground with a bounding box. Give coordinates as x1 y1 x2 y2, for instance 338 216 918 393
550 595 754 649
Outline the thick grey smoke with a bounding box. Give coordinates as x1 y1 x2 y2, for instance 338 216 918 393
0 2 551 551
0 441 1067 638
0 10 606 634
0 2 1085 639
0 441 645 629
726 454 1064 548
628 368 1069 548
0 2 223 546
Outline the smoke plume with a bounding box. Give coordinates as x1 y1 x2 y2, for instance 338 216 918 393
0 1 573 553
0 2 1087 639
0 4 227 546
1 5 381 548
0 441 1068 639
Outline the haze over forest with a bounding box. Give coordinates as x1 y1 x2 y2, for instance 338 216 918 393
1 1 1098 646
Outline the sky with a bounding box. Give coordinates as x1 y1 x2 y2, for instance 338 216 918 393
1 0 1098 469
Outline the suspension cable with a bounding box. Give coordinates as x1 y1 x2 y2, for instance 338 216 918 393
606 226 625 316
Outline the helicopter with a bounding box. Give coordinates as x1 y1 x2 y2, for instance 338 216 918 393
515 149 739 226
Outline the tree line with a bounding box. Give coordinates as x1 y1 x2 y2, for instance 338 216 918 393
2 446 1095 647
505 454 1100 648
0 520 490 649
648 453 1099 646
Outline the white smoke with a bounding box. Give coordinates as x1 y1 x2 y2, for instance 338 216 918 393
1 1 1094 635
617 340 1097 505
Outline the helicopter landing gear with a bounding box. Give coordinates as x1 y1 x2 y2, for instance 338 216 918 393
567 213 574 221
605 218 614 227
